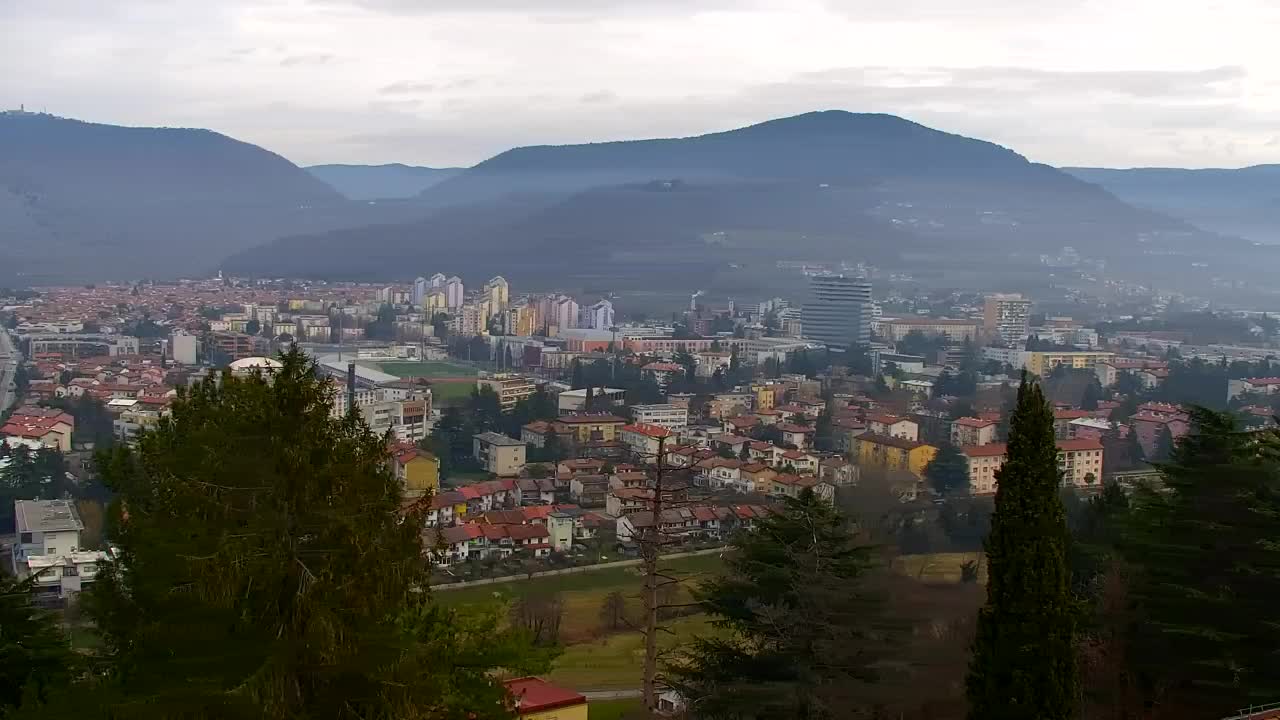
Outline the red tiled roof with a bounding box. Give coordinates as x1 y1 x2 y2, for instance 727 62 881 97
1054 409 1091 420
1057 438 1104 452
504 677 586 714
953 416 996 428
622 423 674 438
555 413 627 424
962 444 1008 458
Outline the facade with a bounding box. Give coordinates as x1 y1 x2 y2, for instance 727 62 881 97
630 403 689 433
865 414 919 442
961 439 1105 495
476 373 537 412
951 417 998 447
853 433 938 478
620 422 675 460
1024 350 1116 377
391 445 440 498
552 414 628 444
802 274 872 352
982 293 1032 346
445 276 465 309
170 329 198 365
877 317 979 343
473 432 527 476
581 299 615 330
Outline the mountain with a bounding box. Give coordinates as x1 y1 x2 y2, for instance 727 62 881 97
1065 165 1280 245
0 112 425 282
228 111 1248 296
306 164 465 201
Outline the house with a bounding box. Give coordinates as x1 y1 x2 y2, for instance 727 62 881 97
740 463 778 494
818 457 858 486
723 416 761 434
865 413 919 442
389 444 440 498
504 677 587 720
568 474 609 507
961 439 1106 495
10 499 110 603
641 362 685 389
424 490 467 528
616 507 699 545
1 407 75 452
776 422 815 449
1053 409 1092 439
853 433 938 478
619 423 675 460
473 431 527 476
551 414 629 444
520 420 576 449
606 487 652 517
517 477 557 505
695 457 743 489
1130 404 1190 459
950 417 998 447
774 449 818 475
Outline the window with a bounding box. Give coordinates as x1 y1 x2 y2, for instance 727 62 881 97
47 547 56 555
19 533 32 544
62 566 78 577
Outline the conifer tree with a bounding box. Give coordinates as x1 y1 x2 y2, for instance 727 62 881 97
924 441 970 497
966 376 1077 720
60 349 548 718
670 490 886 719
0 575 75 716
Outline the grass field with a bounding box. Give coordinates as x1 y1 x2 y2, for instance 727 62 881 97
373 360 477 378
893 552 986 583
588 699 641 719
427 380 476 407
549 615 718 691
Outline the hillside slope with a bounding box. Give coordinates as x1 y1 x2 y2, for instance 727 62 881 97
1066 165 1280 245
307 164 465 200
227 112 1238 293
0 112 423 281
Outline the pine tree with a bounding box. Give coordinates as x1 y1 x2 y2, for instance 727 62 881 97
0 575 75 715
1153 423 1175 463
63 349 548 718
1119 408 1280 712
669 490 886 719
967 376 1078 720
924 442 970 497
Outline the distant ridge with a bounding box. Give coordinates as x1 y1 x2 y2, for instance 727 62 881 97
306 163 465 200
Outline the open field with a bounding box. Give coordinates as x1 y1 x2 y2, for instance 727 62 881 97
893 552 986 583
588 699 641 719
372 360 477 378
549 615 719 691
426 380 475 407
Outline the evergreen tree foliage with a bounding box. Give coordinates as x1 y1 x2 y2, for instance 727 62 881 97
1119 408 1280 712
924 442 969 497
966 377 1078 720
669 490 886 719
63 349 547 718
0 575 75 716
1153 424 1175 463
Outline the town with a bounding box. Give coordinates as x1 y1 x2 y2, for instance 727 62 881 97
4 270 1280 719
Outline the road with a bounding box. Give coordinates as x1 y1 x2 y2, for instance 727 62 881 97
0 328 19 416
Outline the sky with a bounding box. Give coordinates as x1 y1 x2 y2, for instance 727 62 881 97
5 0 1280 169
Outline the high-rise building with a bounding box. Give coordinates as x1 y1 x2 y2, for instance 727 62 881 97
553 296 579 332
582 299 615 329
412 276 428 306
424 288 448 316
445 276 465 309
801 275 871 352
170 330 198 365
983 293 1032 347
485 276 509 315
429 273 446 288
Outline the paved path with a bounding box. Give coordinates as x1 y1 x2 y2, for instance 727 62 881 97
431 546 725 591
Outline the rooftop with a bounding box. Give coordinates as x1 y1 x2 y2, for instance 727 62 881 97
15 499 83 534
474 431 525 447
503 677 586 714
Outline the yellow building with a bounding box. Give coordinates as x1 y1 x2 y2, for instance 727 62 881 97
505 677 588 720
1025 351 1115 377
391 446 440 498
853 433 938 477
552 414 628 444
752 383 778 411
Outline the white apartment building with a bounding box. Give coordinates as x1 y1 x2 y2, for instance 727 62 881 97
983 293 1032 347
12 499 110 603
630 404 689 433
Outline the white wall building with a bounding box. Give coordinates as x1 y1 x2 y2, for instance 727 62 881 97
171 329 198 365
630 404 689 433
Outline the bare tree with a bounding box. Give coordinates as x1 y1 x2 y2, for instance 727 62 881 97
599 590 628 633
511 592 564 647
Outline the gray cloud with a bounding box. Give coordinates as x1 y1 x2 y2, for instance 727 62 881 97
380 81 437 95
279 53 335 67
579 89 618 104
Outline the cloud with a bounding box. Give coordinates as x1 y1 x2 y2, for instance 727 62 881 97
380 81 437 95
579 89 618 104
279 53 335 67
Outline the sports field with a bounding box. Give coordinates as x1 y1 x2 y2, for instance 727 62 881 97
372 360 477 378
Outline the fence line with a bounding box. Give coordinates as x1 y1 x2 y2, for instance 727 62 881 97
430 546 725 591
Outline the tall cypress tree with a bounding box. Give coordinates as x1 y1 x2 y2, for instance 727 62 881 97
967 376 1078 720
51 348 549 719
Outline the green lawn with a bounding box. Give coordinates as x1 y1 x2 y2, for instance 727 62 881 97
893 552 986 583
549 615 719 691
428 380 476 407
588 698 642 719
373 360 477 378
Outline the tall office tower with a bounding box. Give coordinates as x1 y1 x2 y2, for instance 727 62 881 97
412 276 427 306
424 288 448 316
983 293 1033 347
801 274 872 352
485 276 510 313
429 273 446 288
445 276 465 309
583 299 615 329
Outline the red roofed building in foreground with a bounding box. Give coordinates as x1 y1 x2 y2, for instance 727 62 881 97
961 439 1104 495
503 677 587 719
619 422 674 459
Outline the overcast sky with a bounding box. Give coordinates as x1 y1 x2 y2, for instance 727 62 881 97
5 0 1280 168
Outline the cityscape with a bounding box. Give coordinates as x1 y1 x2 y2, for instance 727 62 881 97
5 1 1280 718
